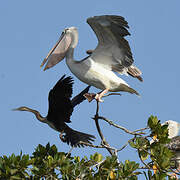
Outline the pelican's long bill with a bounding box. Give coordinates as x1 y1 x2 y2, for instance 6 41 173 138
41 31 72 71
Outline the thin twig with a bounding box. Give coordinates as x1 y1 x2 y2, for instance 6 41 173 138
117 142 129 152
65 146 74 158
90 160 106 172
117 138 135 152
98 116 146 135
93 101 114 155
138 151 151 169
79 141 118 152
133 127 149 133
100 141 118 152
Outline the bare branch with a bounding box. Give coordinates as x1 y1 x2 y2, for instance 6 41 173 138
90 160 106 171
117 139 134 152
93 101 114 156
98 116 146 135
133 127 149 133
65 146 74 158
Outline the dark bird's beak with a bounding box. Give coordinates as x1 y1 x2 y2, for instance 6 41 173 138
40 31 72 71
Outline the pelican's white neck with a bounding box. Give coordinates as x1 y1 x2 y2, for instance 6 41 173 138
66 47 75 61
65 27 79 64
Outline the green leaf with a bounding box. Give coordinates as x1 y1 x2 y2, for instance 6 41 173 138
129 140 137 148
139 150 149 161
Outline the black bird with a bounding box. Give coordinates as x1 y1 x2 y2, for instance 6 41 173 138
13 75 95 147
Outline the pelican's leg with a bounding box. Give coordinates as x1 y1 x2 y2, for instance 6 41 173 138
84 89 109 103
95 89 109 102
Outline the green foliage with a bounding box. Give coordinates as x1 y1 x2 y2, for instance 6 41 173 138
148 115 170 144
0 116 178 179
130 115 176 179
0 144 140 179
0 152 31 179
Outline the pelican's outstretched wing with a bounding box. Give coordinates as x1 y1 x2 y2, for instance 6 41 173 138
87 15 142 79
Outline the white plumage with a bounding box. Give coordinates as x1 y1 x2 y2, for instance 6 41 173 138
41 15 143 101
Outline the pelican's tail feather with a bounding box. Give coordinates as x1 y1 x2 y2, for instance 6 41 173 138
120 84 140 96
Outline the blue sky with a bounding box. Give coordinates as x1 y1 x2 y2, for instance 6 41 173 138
0 0 180 176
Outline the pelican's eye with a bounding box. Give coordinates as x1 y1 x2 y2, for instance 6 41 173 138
61 30 65 36
65 28 69 32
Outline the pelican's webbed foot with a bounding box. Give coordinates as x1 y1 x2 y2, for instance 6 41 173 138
84 89 109 103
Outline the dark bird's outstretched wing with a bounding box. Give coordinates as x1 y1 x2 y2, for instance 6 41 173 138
47 75 95 147
47 75 73 124
71 86 90 107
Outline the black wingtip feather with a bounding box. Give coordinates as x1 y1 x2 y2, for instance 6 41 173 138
71 86 91 107
52 75 74 98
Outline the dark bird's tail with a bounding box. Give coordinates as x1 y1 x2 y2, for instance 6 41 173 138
61 124 95 147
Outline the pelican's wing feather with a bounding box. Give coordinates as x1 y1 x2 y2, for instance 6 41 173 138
47 75 74 123
87 15 133 73
167 136 180 152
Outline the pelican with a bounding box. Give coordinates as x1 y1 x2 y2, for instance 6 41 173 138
151 120 180 177
13 75 95 147
164 120 180 175
163 120 180 138
166 136 180 173
41 15 142 102
150 120 180 144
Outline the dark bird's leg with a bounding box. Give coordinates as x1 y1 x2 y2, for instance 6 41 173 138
86 49 94 55
59 131 66 143
83 93 96 102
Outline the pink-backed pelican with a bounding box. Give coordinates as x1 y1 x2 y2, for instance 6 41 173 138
41 15 142 102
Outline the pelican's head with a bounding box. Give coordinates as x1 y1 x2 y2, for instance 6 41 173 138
65 27 78 48
41 26 78 71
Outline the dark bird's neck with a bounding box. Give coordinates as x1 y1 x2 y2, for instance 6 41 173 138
14 106 47 123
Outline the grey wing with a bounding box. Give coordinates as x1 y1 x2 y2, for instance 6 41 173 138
167 136 180 151
87 15 134 74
